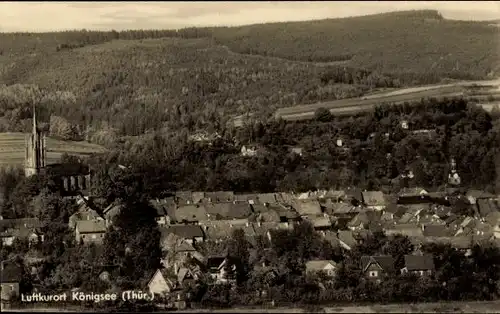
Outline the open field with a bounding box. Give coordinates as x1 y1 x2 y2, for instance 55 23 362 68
275 79 500 121
0 132 107 166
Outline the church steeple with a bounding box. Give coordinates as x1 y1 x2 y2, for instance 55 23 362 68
24 104 46 177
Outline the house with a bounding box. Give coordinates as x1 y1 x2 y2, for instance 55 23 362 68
476 199 500 218
384 224 424 238
273 206 301 223
319 230 341 249
204 191 234 203
0 226 44 247
360 255 395 282
257 193 278 205
206 256 237 284
347 211 382 231
398 187 428 197
175 191 194 206
102 203 124 227
147 268 178 298
466 190 496 205
401 254 435 276
205 203 252 220
160 233 198 268
485 211 500 229
68 206 104 229
382 204 406 219
401 120 409 129
289 147 303 156
234 193 260 204
255 208 281 223
148 199 169 225
0 218 40 232
422 224 453 237
338 230 358 251
323 202 356 217
173 204 209 224
292 200 322 217
240 145 260 157
160 225 204 245
304 215 332 231
201 220 256 243
362 191 386 210
1 261 23 304
345 188 363 205
322 190 347 202
305 260 337 278
75 220 106 244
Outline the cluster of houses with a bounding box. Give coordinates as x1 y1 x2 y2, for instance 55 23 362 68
1 187 500 305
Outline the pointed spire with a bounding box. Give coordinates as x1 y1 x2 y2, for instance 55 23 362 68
32 103 37 134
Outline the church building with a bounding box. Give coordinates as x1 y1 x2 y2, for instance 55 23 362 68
25 106 91 196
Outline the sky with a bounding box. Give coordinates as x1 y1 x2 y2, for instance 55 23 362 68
0 1 498 32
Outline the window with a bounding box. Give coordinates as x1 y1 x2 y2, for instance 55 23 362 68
369 271 378 277
420 270 424 276
92 234 97 239
82 235 86 239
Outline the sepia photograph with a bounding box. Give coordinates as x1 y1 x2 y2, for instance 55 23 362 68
0 1 500 312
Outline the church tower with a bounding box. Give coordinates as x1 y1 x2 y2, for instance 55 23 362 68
25 104 46 177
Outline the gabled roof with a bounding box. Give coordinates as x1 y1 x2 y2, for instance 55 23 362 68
174 204 209 222
348 211 381 228
162 233 196 252
305 260 337 272
191 192 205 204
485 211 500 227
292 200 322 216
384 224 424 238
175 191 194 205
320 230 340 248
75 220 106 233
422 224 452 237
338 230 357 249
362 191 386 207
103 203 124 218
1 261 23 283
204 191 234 203
403 254 435 271
398 188 428 197
477 199 499 217
234 193 260 203
361 255 395 273
275 193 295 204
257 193 277 204
324 202 355 215
161 225 204 240
466 190 496 200
205 203 252 219
305 215 332 228
0 218 40 232
257 210 281 223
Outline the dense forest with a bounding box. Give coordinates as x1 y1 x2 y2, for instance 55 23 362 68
4 97 499 220
0 10 499 144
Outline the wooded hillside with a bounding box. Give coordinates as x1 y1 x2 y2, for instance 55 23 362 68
0 10 498 142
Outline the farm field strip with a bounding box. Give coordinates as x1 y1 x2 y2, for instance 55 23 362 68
275 78 500 121
0 132 106 166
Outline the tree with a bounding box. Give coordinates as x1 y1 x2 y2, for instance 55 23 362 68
227 228 250 285
382 235 414 269
314 107 333 122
